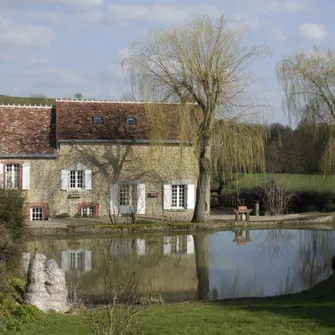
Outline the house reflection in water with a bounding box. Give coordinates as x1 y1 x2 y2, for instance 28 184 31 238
61 249 92 272
25 234 208 302
233 229 251 246
163 235 194 255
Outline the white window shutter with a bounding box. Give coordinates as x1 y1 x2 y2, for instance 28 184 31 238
0 163 3 188
84 250 92 271
163 236 172 255
85 170 92 190
22 163 30 190
186 235 194 254
136 239 145 256
61 170 69 190
110 184 119 215
61 251 69 272
137 184 146 214
186 184 195 209
163 184 172 210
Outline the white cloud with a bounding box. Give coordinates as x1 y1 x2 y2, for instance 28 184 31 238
257 0 306 12
106 4 220 26
29 12 63 25
299 23 329 41
0 0 103 8
0 17 56 47
274 25 287 40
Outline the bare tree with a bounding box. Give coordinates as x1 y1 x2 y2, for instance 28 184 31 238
277 46 335 173
120 93 137 101
123 15 269 222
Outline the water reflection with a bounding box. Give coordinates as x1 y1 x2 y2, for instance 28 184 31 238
24 229 335 302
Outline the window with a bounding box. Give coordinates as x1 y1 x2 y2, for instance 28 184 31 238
93 116 104 124
119 184 131 206
126 116 136 125
69 251 85 270
6 164 20 189
81 206 96 216
119 184 137 206
30 207 44 221
70 170 84 189
61 249 92 272
171 185 185 209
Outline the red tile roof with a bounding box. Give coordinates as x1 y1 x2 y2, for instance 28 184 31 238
0 106 56 154
56 101 191 142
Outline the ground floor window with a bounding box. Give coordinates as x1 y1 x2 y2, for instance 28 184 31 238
171 185 186 209
78 202 100 217
119 184 137 206
81 206 96 216
30 207 44 221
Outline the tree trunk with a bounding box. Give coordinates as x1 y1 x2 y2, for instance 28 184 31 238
192 155 210 222
193 234 209 300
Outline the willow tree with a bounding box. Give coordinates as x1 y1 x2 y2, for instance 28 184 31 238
123 15 269 222
277 47 335 173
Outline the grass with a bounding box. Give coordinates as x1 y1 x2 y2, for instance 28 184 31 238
0 95 55 106
10 275 335 335
225 173 335 194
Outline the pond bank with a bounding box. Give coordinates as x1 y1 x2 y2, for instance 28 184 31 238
20 274 335 335
25 213 335 236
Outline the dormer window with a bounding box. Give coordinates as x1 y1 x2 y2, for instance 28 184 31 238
93 116 104 124
126 116 136 125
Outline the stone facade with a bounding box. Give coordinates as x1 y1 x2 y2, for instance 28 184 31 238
21 142 199 219
0 100 209 221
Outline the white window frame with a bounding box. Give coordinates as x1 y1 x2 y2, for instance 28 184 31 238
69 170 84 189
30 207 44 221
81 206 96 216
171 184 186 209
5 164 20 190
119 184 137 206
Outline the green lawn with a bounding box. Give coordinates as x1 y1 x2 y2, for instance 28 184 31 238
11 275 335 335
225 173 335 193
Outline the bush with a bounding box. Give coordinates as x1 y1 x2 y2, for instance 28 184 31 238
0 189 25 239
256 180 296 216
55 212 70 218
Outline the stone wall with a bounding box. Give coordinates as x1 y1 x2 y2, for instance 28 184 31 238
8 142 204 220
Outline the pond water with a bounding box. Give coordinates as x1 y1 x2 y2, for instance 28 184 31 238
24 229 335 302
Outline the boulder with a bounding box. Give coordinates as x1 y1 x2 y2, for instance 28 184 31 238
24 253 70 313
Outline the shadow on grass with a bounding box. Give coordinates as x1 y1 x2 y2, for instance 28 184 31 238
211 274 335 330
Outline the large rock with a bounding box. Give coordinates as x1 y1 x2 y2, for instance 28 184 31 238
24 253 70 313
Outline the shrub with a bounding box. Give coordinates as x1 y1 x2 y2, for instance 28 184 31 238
256 180 296 216
0 189 25 239
55 212 70 218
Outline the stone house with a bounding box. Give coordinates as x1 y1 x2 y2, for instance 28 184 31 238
0 99 200 221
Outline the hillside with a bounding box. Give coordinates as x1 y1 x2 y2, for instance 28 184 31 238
0 95 55 106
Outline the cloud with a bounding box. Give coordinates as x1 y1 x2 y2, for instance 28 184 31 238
299 23 329 41
258 0 306 12
274 25 287 40
0 0 103 8
105 4 220 26
0 17 56 48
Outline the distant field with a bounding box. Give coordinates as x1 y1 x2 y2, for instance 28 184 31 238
224 173 335 193
0 95 55 106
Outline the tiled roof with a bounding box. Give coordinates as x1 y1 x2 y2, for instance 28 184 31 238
0 106 57 154
56 101 189 142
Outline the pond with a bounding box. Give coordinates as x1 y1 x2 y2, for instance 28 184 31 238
24 229 335 302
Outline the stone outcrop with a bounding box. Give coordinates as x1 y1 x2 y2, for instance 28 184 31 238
24 253 70 313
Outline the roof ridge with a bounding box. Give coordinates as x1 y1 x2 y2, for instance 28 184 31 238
0 104 53 108
55 98 179 104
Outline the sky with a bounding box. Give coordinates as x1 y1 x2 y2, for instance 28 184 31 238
0 0 334 123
